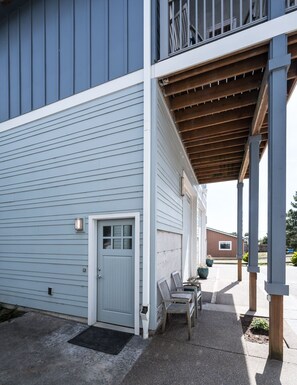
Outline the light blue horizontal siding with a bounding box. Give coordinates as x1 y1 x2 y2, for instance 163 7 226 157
156 86 197 233
0 83 144 318
0 0 143 123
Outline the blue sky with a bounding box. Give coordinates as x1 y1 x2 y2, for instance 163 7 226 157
206 89 297 238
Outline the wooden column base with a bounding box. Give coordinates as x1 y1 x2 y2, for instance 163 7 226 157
269 295 283 361
249 272 257 311
237 259 242 282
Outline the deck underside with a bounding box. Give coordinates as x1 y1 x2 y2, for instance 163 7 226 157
159 33 297 184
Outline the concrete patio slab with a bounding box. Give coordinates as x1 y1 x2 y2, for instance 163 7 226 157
0 312 148 385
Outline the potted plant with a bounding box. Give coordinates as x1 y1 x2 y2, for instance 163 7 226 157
197 264 209 279
206 255 213 267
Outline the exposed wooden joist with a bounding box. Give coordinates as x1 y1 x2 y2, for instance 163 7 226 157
185 130 250 148
182 118 251 141
175 91 258 123
189 146 244 161
196 165 241 177
187 138 247 155
192 156 244 169
198 175 239 184
170 72 263 110
164 44 268 84
179 105 255 133
163 54 267 96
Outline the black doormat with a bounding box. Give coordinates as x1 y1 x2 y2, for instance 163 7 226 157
68 326 133 355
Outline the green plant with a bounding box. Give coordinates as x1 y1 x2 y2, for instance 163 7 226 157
243 252 249 263
291 252 297 266
250 318 269 332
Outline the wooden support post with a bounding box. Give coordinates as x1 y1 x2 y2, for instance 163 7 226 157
269 295 283 361
237 259 242 282
249 272 257 312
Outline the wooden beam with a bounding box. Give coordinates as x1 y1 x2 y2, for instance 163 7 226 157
198 175 239 184
182 118 251 141
288 43 297 59
249 272 257 311
192 157 243 169
163 44 268 84
187 138 247 155
195 160 242 171
179 105 255 132
239 66 269 182
164 53 267 96
164 54 267 96
170 73 263 110
189 145 244 161
185 130 250 148
175 91 258 123
238 260 242 281
269 295 283 361
196 166 241 178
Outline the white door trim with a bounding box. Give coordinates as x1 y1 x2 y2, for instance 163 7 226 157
88 212 140 336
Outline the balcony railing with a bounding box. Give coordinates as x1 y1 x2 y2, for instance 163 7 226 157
159 0 296 60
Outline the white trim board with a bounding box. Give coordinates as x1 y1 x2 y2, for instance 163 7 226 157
88 212 140 336
153 12 297 79
0 70 144 133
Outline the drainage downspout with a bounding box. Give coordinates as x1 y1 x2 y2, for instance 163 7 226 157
141 0 151 339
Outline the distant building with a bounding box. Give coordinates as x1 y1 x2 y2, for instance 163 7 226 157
207 228 244 259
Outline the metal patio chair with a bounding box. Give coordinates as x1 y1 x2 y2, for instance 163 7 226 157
157 278 195 340
171 271 202 318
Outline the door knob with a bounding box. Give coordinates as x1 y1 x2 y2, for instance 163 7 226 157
97 275 102 279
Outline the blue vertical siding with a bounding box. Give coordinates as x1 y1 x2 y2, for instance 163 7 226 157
0 20 9 120
32 0 45 109
45 0 59 104
9 11 20 119
90 0 108 86
74 0 91 93
0 0 143 123
59 0 74 99
0 84 144 318
20 2 32 114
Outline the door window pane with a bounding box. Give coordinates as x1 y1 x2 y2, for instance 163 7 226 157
103 239 111 249
113 238 122 249
123 238 132 249
123 225 132 237
103 226 111 237
113 225 122 237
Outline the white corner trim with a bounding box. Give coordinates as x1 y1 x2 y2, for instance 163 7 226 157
142 0 151 335
0 69 144 133
152 12 297 79
88 212 140 336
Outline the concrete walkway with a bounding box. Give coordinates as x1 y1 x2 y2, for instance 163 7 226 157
123 263 297 385
1 264 297 385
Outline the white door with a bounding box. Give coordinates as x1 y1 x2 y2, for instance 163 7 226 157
182 193 192 281
97 219 134 327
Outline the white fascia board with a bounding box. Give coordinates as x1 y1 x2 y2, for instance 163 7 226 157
152 12 297 79
0 69 144 133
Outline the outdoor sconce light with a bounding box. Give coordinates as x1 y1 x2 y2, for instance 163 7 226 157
74 218 84 232
181 176 185 197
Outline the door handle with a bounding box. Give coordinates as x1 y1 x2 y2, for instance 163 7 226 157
97 275 102 279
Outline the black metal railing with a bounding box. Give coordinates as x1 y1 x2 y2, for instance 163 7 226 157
159 0 296 59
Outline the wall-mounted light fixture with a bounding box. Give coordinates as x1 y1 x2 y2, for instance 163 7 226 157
181 176 185 197
74 218 84 232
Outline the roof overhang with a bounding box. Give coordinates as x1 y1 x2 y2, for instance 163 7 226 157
159 33 297 184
